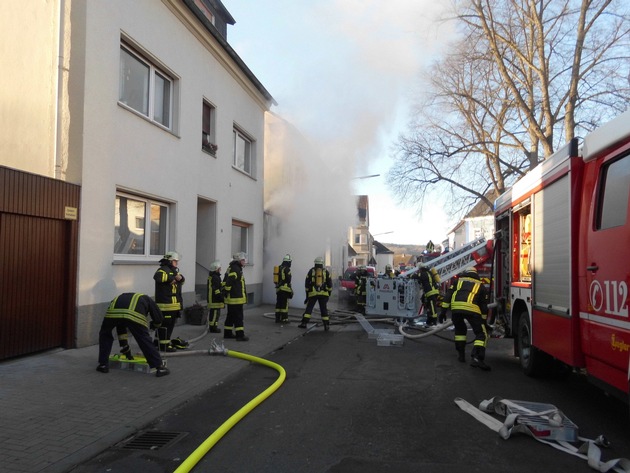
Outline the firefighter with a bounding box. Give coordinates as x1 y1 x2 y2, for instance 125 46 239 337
440 267 491 370
275 254 294 323
412 263 440 326
96 292 170 377
207 260 224 333
354 265 369 314
223 252 249 341
299 257 333 330
382 264 395 278
153 251 188 352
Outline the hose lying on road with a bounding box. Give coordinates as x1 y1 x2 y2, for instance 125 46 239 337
170 341 286 473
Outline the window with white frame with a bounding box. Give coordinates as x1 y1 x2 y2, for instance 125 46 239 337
231 220 252 262
233 127 254 175
119 42 173 129
114 192 168 258
202 100 217 155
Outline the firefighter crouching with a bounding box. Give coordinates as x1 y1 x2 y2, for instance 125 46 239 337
299 257 333 330
440 267 491 371
275 254 294 323
96 292 170 377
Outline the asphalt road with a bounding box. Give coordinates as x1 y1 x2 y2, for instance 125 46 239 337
71 320 630 473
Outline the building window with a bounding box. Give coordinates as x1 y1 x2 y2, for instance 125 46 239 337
202 101 217 155
231 220 252 262
233 127 253 175
597 153 630 230
119 43 173 129
114 192 168 258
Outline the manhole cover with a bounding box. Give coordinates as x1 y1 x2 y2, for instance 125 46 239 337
121 431 187 450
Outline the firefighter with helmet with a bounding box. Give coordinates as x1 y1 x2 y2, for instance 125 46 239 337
383 264 395 278
275 254 294 323
354 265 370 314
223 252 249 341
299 257 333 330
96 292 170 377
440 267 491 370
412 262 440 326
153 251 188 352
207 260 224 333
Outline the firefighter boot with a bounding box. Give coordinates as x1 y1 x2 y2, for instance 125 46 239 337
235 331 249 342
209 325 221 333
470 347 491 371
298 316 309 329
275 313 281 323
120 344 134 360
155 362 170 377
171 337 189 349
323 320 330 332
455 341 466 363
224 329 235 339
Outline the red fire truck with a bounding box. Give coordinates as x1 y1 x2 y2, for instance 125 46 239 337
492 110 630 402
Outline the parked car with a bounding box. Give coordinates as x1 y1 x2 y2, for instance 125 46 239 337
337 266 376 307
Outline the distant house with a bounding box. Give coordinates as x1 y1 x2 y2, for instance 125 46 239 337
373 240 394 272
448 191 498 249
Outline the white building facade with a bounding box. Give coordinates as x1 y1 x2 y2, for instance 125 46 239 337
1 0 273 347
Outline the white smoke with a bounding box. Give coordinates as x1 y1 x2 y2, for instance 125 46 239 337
227 0 455 304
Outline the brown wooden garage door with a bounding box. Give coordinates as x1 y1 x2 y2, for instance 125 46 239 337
0 167 79 360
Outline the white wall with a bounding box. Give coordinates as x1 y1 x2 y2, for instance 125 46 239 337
71 0 268 345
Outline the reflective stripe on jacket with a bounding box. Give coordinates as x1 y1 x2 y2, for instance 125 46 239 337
104 292 164 328
442 276 488 316
224 260 247 305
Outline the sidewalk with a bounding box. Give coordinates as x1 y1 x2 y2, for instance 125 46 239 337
0 304 307 473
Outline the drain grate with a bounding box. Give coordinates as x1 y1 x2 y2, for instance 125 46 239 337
121 430 187 450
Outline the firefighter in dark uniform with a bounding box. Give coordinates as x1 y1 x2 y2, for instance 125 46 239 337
223 252 249 341
96 292 170 377
440 267 491 370
299 257 333 331
153 251 188 352
354 265 369 314
412 263 440 326
275 254 294 323
207 260 224 333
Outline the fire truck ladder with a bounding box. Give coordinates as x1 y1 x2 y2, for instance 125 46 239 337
403 237 490 282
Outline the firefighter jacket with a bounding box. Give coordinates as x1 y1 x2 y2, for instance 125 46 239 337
276 262 293 295
414 268 439 298
104 292 164 329
154 260 185 312
442 271 488 317
354 269 369 297
223 260 247 305
305 265 333 298
207 270 225 309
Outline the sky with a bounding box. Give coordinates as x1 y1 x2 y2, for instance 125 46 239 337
225 0 456 246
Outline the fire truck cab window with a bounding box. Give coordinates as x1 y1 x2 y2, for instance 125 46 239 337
597 153 630 230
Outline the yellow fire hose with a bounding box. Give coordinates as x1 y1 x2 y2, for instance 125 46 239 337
173 349 286 473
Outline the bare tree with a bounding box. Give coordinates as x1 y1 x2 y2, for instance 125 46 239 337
390 0 630 219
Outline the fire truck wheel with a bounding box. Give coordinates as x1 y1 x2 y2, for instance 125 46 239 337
517 312 552 377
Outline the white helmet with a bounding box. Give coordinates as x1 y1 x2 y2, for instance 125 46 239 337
314 256 324 265
164 251 180 261
233 252 247 262
386 264 392 271
283 254 292 262
209 260 221 272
